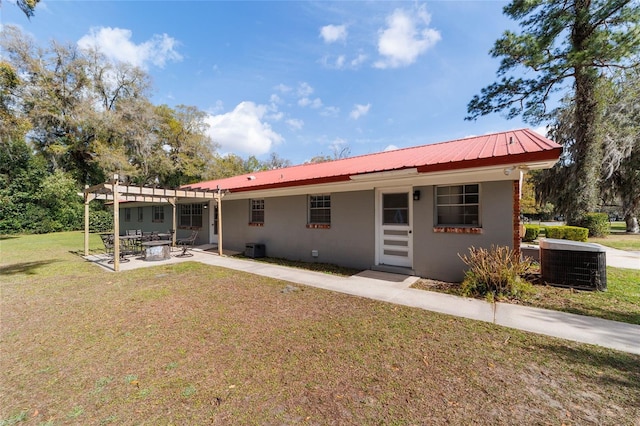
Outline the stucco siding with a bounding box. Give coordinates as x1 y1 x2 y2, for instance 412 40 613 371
222 191 375 269
412 180 514 282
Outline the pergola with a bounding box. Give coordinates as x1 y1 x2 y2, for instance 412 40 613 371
82 174 225 271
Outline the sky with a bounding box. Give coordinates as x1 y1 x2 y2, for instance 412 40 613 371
1 0 547 165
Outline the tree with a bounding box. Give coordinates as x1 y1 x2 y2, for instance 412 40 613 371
262 152 291 170
598 69 640 232
467 0 640 224
18 0 39 17
155 104 219 187
0 61 31 145
1 0 40 18
520 172 554 220
537 69 640 232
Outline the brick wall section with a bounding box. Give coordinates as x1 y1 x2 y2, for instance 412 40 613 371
513 180 521 256
433 227 483 234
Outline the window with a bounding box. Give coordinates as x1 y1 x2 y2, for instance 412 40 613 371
382 193 409 225
436 184 480 226
250 199 264 224
179 204 203 228
153 206 164 223
137 207 144 222
124 208 131 222
309 195 331 225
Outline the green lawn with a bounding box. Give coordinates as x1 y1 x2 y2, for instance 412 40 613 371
1 232 639 424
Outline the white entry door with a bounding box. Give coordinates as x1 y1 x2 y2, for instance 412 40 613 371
377 188 413 268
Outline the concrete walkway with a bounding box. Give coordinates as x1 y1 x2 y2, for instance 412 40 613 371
86 246 640 355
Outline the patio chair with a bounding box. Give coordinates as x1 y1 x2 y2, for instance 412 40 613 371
100 234 114 256
100 234 129 264
176 230 198 257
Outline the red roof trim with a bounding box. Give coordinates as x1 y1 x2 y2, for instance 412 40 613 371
416 147 563 173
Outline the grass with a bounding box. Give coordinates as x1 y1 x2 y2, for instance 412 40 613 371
538 221 640 250
233 254 362 277
414 266 640 325
2 232 640 424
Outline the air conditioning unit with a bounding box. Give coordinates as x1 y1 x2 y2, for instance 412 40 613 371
245 243 265 258
540 239 606 291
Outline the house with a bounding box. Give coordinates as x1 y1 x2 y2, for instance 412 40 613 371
130 129 561 281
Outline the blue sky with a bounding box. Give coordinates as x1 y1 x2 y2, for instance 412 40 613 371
2 1 545 165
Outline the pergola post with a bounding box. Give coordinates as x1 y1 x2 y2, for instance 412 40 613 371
112 175 120 272
169 198 177 247
84 185 92 256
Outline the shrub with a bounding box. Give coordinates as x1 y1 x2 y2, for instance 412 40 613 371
545 226 565 239
90 210 113 233
459 245 533 300
563 226 589 242
544 225 589 241
577 213 610 238
523 225 540 242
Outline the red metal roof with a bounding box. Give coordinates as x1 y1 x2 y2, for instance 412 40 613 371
183 129 561 193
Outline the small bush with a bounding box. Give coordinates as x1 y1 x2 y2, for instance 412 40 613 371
545 226 565 239
459 245 533 300
523 225 540 242
563 226 589 242
90 210 113 233
578 213 610 238
544 225 589 241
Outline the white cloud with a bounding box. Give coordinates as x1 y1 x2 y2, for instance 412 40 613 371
374 6 441 69
267 111 284 121
350 103 371 120
205 102 284 156
351 53 367 68
298 97 323 108
321 53 365 70
77 27 182 69
384 144 399 151
321 106 340 117
297 82 314 98
286 118 304 131
209 100 225 114
320 24 348 44
270 94 283 104
274 83 292 93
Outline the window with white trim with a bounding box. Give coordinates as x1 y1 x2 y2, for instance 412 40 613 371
436 184 480 226
250 199 264 224
309 195 331 225
137 207 144 222
124 208 131 222
179 204 203 228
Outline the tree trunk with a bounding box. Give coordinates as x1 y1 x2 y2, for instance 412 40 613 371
626 214 640 233
568 0 603 225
